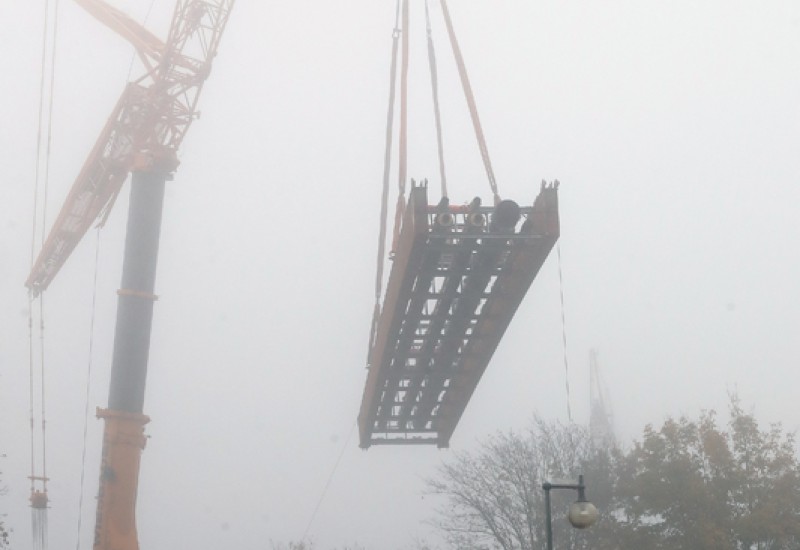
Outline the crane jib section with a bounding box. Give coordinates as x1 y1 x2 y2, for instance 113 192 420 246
358 182 560 448
26 0 236 294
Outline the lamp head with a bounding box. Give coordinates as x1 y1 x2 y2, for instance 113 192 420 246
567 500 598 529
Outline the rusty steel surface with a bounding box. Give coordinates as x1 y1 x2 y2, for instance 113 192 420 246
358 182 560 448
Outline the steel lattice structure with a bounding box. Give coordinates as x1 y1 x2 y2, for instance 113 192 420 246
359 182 559 448
27 0 235 293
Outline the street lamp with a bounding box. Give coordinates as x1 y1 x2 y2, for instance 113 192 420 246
542 474 598 550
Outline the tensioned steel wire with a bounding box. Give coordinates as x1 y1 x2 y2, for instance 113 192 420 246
424 0 448 200
301 423 357 542
389 0 410 257
368 0 403 363
557 244 573 423
74 230 102 550
29 0 62 548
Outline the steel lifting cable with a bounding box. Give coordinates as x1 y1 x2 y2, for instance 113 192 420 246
425 0 448 199
28 0 61 526
38 296 48 485
74 229 102 550
41 0 60 244
439 0 501 204
301 422 357 542
37 0 61 503
27 298 36 492
367 0 403 361
557 244 573 423
389 0 410 257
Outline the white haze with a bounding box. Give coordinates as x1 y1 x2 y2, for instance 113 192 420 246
1 1 799 548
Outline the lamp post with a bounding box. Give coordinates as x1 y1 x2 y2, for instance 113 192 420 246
542 474 598 550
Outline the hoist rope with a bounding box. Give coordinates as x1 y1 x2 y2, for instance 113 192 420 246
32 509 48 550
37 0 62 490
301 422 357 542
367 0 403 363
389 0 410 256
425 0 448 199
439 0 501 204
28 2 60 550
27 301 36 490
38 297 48 488
556 244 573 422
41 0 60 246
74 229 102 550
29 0 60 502
30 0 50 269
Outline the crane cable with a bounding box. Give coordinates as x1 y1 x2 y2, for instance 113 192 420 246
440 0 501 204
367 0 403 362
557 244 573 423
370 1 495 355
388 0 410 257
424 0 447 199
28 1 61 548
301 423 357 542
74 230 102 550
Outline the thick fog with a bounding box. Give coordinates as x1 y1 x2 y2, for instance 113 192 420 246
1 1 799 549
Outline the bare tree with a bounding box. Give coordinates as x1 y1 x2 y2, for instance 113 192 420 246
426 417 598 550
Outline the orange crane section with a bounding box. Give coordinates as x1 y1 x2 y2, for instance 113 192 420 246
26 0 235 294
25 2 235 549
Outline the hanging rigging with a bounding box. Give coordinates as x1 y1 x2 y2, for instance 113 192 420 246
358 0 560 448
27 1 62 548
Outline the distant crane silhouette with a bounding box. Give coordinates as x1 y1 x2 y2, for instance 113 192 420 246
589 349 616 450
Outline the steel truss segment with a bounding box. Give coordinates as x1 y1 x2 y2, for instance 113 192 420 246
358 182 559 448
27 0 236 293
73 0 165 73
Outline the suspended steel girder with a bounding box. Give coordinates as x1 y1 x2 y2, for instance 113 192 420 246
358 182 559 448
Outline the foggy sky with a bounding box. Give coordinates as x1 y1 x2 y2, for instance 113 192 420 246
2 1 799 549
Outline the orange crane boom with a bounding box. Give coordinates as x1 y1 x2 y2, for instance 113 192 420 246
27 0 235 294
25 2 235 549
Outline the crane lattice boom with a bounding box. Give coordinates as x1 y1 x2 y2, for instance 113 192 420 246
26 0 235 293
